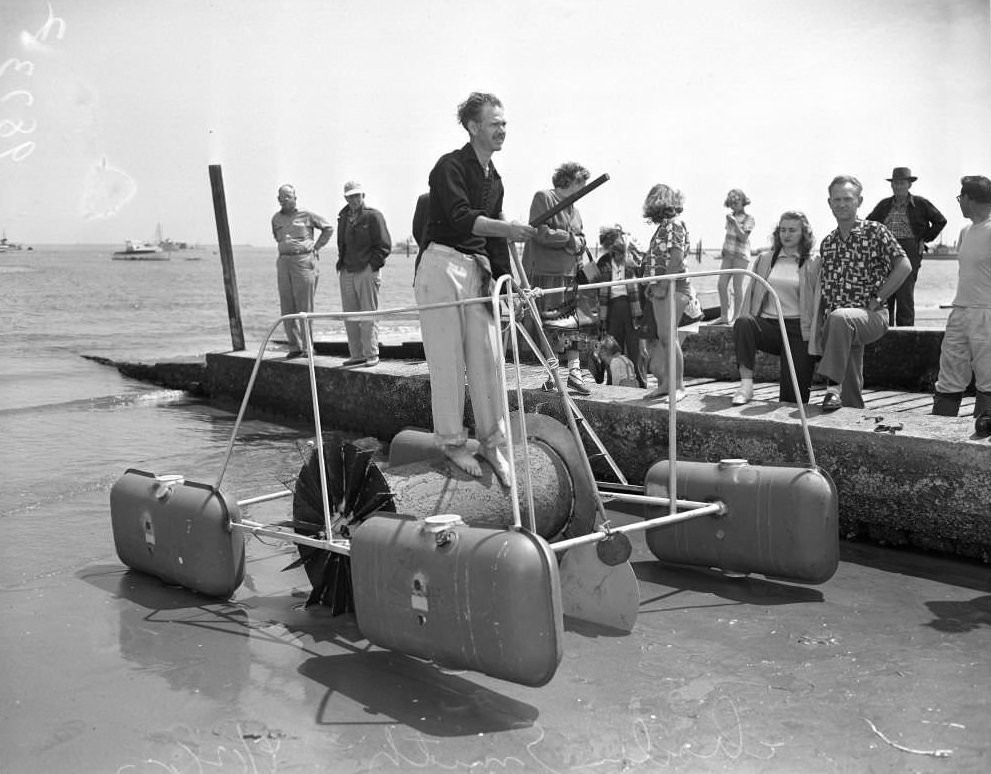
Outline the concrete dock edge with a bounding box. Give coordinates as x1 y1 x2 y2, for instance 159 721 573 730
202 350 990 563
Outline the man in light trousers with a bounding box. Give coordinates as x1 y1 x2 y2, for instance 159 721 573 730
271 184 333 358
336 180 391 367
414 91 535 484
812 175 910 410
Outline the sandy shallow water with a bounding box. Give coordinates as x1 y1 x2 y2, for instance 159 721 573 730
2 479 988 774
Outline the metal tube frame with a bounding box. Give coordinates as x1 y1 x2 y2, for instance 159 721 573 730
216 265 816 557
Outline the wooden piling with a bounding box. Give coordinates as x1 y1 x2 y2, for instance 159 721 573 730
208 164 245 351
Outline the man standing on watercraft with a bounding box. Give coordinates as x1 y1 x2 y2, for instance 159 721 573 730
866 167 946 326
271 184 333 358
932 175 991 420
414 91 535 483
812 175 911 411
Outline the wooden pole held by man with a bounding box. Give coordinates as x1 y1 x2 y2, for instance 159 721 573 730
208 164 245 351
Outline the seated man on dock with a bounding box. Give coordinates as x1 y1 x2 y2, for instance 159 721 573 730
812 175 911 410
932 175 991 420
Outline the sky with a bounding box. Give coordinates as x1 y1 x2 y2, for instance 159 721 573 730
1 0 989 250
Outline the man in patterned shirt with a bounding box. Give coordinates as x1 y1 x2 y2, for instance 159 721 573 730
866 167 946 326
812 175 911 411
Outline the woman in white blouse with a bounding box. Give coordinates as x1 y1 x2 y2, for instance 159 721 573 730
731 211 820 405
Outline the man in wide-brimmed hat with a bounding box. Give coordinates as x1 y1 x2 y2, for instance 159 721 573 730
866 166 947 326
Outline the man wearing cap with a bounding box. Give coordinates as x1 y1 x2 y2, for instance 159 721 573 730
866 167 947 326
932 175 991 420
415 91 535 484
271 184 333 358
336 181 392 367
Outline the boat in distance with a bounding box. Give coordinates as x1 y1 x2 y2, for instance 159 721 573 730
112 240 169 260
0 230 31 252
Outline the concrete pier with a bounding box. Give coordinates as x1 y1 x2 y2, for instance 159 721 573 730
198 338 990 563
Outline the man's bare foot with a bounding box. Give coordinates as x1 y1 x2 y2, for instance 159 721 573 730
663 388 687 403
479 444 512 487
443 445 481 477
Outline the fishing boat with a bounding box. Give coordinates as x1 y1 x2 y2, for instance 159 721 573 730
0 230 30 251
112 239 169 260
155 223 195 252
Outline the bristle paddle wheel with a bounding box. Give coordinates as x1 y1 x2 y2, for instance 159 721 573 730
283 435 394 612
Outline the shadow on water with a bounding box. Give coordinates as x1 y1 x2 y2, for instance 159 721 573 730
281 609 540 736
298 650 539 736
839 542 991 593
81 563 540 736
79 565 252 702
631 560 824 612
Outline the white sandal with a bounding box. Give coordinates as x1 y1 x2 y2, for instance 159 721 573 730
731 384 753 405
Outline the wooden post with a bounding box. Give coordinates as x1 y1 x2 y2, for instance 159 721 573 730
208 164 245 351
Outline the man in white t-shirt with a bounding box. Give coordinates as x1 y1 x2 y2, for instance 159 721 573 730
932 175 991 419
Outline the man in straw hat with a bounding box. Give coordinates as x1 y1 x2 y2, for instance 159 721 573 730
866 166 946 326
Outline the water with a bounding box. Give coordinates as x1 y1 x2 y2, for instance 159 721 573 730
0 246 983 773
0 245 424 586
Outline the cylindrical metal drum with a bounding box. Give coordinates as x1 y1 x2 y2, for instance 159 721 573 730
644 459 839 584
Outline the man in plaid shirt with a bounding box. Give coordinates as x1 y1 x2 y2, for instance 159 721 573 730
812 175 911 410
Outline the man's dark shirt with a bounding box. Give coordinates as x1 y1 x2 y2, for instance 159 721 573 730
866 193 947 244
424 143 511 278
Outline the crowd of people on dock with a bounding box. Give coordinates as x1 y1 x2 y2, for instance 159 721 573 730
271 91 991 474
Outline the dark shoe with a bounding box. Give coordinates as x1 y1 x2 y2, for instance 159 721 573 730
567 373 592 396
540 377 558 393
932 391 963 416
342 357 366 367
286 350 304 359
974 390 991 418
359 357 380 367
820 392 842 412
975 411 991 439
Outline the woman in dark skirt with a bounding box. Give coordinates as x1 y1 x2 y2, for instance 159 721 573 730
731 210 820 405
522 161 593 395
